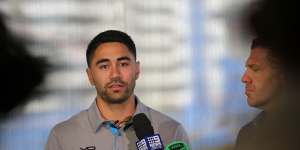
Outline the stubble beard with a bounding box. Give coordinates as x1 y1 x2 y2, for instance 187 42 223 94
97 79 135 104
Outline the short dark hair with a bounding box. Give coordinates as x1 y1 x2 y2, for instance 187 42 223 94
251 37 272 50
86 30 136 67
247 0 300 84
250 37 281 70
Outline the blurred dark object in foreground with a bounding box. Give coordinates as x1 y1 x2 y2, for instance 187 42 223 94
0 12 47 117
235 0 300 150
245 0 300 84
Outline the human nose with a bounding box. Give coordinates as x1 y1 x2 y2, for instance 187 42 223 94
241 70 251 84
110 64 120 78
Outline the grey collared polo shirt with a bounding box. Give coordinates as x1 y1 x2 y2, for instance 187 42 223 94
45 98 190 150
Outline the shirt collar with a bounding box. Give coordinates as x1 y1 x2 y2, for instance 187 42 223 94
134 96 151 119
87 99 106 133
87 96 151 133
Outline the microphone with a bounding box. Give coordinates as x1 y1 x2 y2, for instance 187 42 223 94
165 141 190 150
133 113 164 150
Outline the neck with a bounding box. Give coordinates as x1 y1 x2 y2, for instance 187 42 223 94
96 95 136 122
262 92 285 113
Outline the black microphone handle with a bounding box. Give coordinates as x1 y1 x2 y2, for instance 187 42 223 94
133 113 154 140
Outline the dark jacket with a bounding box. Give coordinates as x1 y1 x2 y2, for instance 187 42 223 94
235 108 300 150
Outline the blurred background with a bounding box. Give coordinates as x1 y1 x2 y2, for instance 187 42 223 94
0 0 259 149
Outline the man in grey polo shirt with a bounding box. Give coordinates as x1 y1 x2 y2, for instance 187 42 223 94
45 30 190 150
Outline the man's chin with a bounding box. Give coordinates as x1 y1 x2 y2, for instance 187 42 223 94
108 99 127 104
103 94 129 104
247 98 267 109
248 101 258 107
247 97 258 107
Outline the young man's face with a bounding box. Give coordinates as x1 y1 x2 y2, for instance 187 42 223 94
87 42 140 104
241 47 283 109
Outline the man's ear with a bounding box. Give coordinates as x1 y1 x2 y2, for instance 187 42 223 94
135 61 140 80
86 68 95 86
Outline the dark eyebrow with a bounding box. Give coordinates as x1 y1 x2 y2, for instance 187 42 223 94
117 56 131 61
95 58 109 65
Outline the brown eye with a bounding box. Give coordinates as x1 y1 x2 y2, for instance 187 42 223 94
120 62 129 67
251 65 259 72
99 64 109 70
